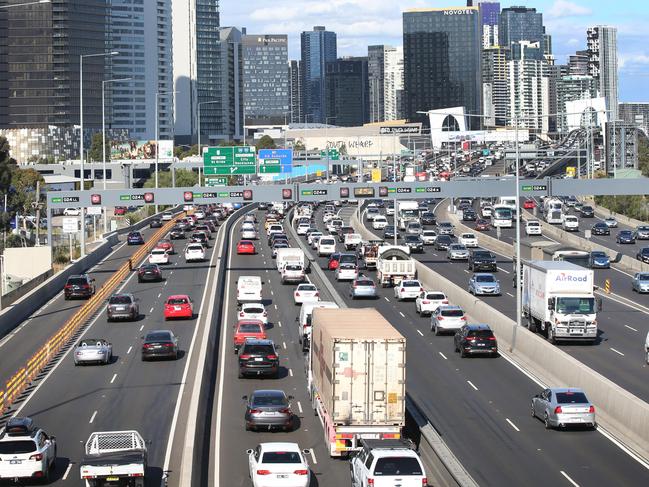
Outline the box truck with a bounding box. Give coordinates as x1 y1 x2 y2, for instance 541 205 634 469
396 200 419 230
522 260 599 344
308 308 406 457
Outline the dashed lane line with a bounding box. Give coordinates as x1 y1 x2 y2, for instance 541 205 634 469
467 380 479 391
506 418 520 432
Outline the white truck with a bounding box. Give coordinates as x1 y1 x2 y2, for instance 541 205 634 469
522 260 599 344
308 308 406 457
376 245 416 287
396 200 419 230
79 431 147 487
276 247 309 273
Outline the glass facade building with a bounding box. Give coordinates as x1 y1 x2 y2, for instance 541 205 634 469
289 60 303 124
499 6 545 60
300 26 337 124
325 57 369 127
403 7 482 129
480 2 500 48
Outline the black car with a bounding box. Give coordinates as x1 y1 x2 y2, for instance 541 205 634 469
238 339 279 378
127 231 144 245
435 234 453 250
637 247 649 264
462 208 477 221
141 330 179 361
138 263 163 282
404 235 424 253
149 218 163 228
579 205 595 218
420 211 437 226
616 230 636 244
190 232 210 248
454 323 498 358
468 250 497 272
64 274 95 300
383 225 398 240
591 222 610 236
169 225 186 239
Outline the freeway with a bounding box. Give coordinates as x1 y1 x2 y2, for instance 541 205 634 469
299 203 649 486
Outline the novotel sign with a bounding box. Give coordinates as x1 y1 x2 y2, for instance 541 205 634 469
443 9 475 15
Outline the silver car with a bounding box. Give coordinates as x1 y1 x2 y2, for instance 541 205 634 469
447 244 469 261
431 305 466 335
406 221 422 235
244 389 294 431
603 216 618 228
531 387 596 430
468 273 501 296
74 338 112 365
107 293 139 321
420 230 437 245
437 222 454 235
350 277 377 299
632 273 649 293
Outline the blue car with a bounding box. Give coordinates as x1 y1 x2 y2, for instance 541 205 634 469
127 231 144 245
616 230 635 244
588 251 610 269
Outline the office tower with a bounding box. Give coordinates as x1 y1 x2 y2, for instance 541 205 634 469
0 0 109 161
368 45 404 123
242 34 289 124
300 26 337 124
508 41 549 134
557 75 597 132
587 26 619 120
546 64 569 133
211 27 243 141
619 103 649 135
482 46 509 127
110 0 173 140
403 7 482 129
289 61 303 124
543 30 552 57
479 2 501 48
569 50 590 76
325 57 369 127
499 6 545 60
172 0 221 145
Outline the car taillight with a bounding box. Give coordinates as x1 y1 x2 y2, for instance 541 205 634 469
29 453 43 461
82 284 91 289
315 292 319 297
257 470 271 475
461 316 467 320
295 292 300 297
64 284 72 289
554 406 563 414
443 300 449 304
143 344 152 349
422 479 427 486
589 405 595 413
400 288 405 292
420 287 424 292
488 336 497 340
249 408 262 414
367 479 375 486
294 469 308 475
165 343 174 347
239 354 251 360
279 408 291 414
266 354 278 360
263 311 267 317
422 300 430 304
239 312 244 317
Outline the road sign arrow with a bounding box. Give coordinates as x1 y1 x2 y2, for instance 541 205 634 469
230 167 236 174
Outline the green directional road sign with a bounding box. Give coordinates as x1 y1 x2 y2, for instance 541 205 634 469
259 158 281 174
320 148 340 161
203 146 256 175
205 177 228 187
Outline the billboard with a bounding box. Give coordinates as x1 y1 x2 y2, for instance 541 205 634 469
110 140 174 160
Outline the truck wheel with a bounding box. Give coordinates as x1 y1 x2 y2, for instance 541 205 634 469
547 327 556 345
527 317 537 333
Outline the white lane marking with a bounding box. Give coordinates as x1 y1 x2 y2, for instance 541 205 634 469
625 325 638 332
439 352 448 360
283 341 287 349
289 368 294 377
297 401 303 413
110 374 117 384
610 347 625 357
384 297 390 302
417 329 424 336
139 325 144 331
274 304 278 310
62 462 73 479
467 380 479 391
497 267 511 274
158 293 162 299
506 292 514 297
149 307 154 313
278 321 282 327
169 271 173 275
164 280 168 286
431 252 438 256
506 418 520 432
265 269 269 273
463 269 470 274
270 290 274 296
127 346 132 355
89 411 97 424
560 471 580 487
309 448 317 464
399 311 405 318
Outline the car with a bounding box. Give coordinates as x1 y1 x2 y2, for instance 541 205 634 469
0 417 57 483
243 390 295 432
163 294 194 320
366 207 380 221
246 442 310 487
233 320 267 353
237 239 256 255
268 232 288 247
141 329 179 361
183 243 205 262
475 218 491 232
107 293 139 321
327 253 342 271
238 338 279 378
161 211 173 221
420 211 436 225
383 225 398 240
525 220 542 236
156 238 175 254
307 231 323 246
468 249 497 272
458 232 478 248
406 221 423 235
404 234 424 253
579 205 595 218
637 247 649 264
394 279 423 301
149 217 163 228
195 224 213 239
415 291 448 316
616 230 635 244
169 225 186 239
481 206 493 218
293 283 319 304
632 272 649 293
437 221 454 235
454 323 498 357
589 251 610 269
190 231 210 248
461 208 477 221
531 387 596 430
138 263 163 282
350 439 426 487
523 199 536 209
561 215 579 232
349 276 377 299
635 225 649 240
372 215 388 230
63 207 80 216
149 248 170 265
318 236 337 257
281 263 305 284
64 274 96 300
239 303 268 325
435 234 453 250
73 338 112 365
431 305 466 335
272 241 289 258
127 231 144 245
114 206 127 216
447 243 469 261
591 222 610 236
603 216 618 228
564 196 577 207
296 222 311 235
336 263 358 281
468 273 501 296
420 229 437 245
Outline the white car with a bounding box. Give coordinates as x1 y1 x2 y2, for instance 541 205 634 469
386 205 395 216
161 211 173 221
366 207 380 221
525 220 542 236
322 212 335 223
562 215 579 232
481 206 493 218
335 263 358 281
267 223 284 237
183 204 194 212
350 439 426 487
184 243 205 262
326 219 343 234
149 248 169 265
394 279 423 301
241 229 258 240
318 237 337 256
242 221 255 232
281 264 305 284
247 442 310 487
420 230 437 245
239 302 268 325
0 417 57 483
415 291 449 316
372 215 388 230
458 233 478 248
297 223 311 235
293 283 320 304
307 231 322 246
63 207 80 216
194 209 205 219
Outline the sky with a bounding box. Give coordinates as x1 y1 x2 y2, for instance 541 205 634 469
220 0 649 102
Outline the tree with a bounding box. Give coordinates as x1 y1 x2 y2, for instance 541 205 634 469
256 135 276 150
174 145 199 159
143 169 198 188
293 140 305 152
88 132 110 162
219 140 239 147
0 136 16 194
638 133 649 178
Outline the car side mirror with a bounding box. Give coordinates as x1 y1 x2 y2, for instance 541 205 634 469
246 449 254 455
303 449 310 455
242 395 248 401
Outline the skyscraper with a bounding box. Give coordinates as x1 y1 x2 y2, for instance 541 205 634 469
110 0 174 140
368 45 404 123
619 103 649 135
289 60 303 124
499 6 545 60
325 57 369 127
242 34 289 124
300 26 337 124
508 41 549 133
403 7 482 129
482 46 509 127
556 75 597 132
587 26 618 120
479 2 501 48
569 50 590 76
212 27 244 141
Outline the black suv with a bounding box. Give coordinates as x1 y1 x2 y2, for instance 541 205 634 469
149 217 163 228
169 225 186 239
468 250 497 271
404 235 424 253
64 274 95 300
454 324 498 358
434 234 453 250
238 339 279 378
462 208 477 221
579 205 595 218
420 211 437 226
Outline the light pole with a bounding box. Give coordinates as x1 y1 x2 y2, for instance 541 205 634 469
80 50 118 258
325 117 336 183
155 90 177 213
102 77 131 235
197 100 219 157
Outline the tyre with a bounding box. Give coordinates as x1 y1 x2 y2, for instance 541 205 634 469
460 348 466 358
544 413 552 429
531 403 536 418
547 327 556 345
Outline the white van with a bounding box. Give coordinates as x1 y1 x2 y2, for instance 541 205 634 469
318 237 337 257
297 301 339 351
236 276 263 304
276 247 307 272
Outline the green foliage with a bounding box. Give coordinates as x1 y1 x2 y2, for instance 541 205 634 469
255 135 276 150
5 234 24 249
175 144 199 159
293 140 305 152
143 169 198 188
638 133 649 178
219 140 239 147
595 195 649 222
53 246 71 265
0 136 17 194
88 133 109 162
10 168 44 216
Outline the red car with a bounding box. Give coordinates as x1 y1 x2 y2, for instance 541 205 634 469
523 199 536 209
164 295 193 320
237 240 256 255
328 253 342 271
114 206 127 216
156 239 175 254
475 219 491 232
233 319 266 353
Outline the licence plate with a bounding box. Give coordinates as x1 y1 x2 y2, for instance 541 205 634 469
277 474 289 479
9 460 22 464
570 329 584 334
477 343 486 347
107 477 119 481
174 306 181 311
254 357 263 362
360 433 381 439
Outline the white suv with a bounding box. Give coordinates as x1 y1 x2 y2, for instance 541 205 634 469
0 417 57 483
394 279 423 301
350 439 426 487
416 291 449 316
318 237 337 257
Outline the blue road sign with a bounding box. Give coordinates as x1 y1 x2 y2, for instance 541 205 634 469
258 149 293 174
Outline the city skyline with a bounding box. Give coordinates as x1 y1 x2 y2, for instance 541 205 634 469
221 0 648 102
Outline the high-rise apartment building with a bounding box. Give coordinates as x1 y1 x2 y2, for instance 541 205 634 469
242 34 289 124
479 2 500 48
110 0 173 141
508 41 549 134
403 7 482 129
569 50 589 76
557 75 597 132
289 60 303 124
546 63 569 133
211 27 244 141
300 26 337 124
499 6 545 60
482 46 509 127
368 45 404 123
619 103 649 135
587 26 618 120
325 57 369 127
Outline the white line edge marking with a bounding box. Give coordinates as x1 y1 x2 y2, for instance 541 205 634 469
624 325 638 332
610 347 625 357
89 410 97 424
110 373 117 384
384 296 390 302
149 307 154 313
506 418 520 432
62 463 73 480
278 321 282 327
297 401 303 414
289 368 294 377
467 380 479 391
560 470 580 487
309 448 317 464
399 311 405 318
127 346 132 354
417 329 424 336
506 292 514 297
438 352 447 360
139 325 144 331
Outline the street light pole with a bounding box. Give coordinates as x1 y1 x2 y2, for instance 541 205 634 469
155 90 177 213
511 117 522 352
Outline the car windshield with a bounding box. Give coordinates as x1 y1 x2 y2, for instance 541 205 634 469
321 239 335 245
441 309 464 317
244 307 264 314
638 226 649 231
238 323 262 333
555 297 595 314
188 245 203 251
591 252 607 258
285 265 302 271
467 330 494 339
642 249 649 255
427 293 446 300
405 236 420 242
168 297 188 305
555 391 589 404
422 231 436 236
621 231 632 236
243 344 274 355
109 295 132 305
450 245 465 250
0 440 37 454
476 275 496 283
374 457 423 476
474 252 492 258
252 393 287 407
261 451 301 464
637 274 649 281
356 280 374 287
594 223 607 228
339 255 357 264
462 234 475 239
152 249 166 254
146 332 171 342
79 339 104 347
